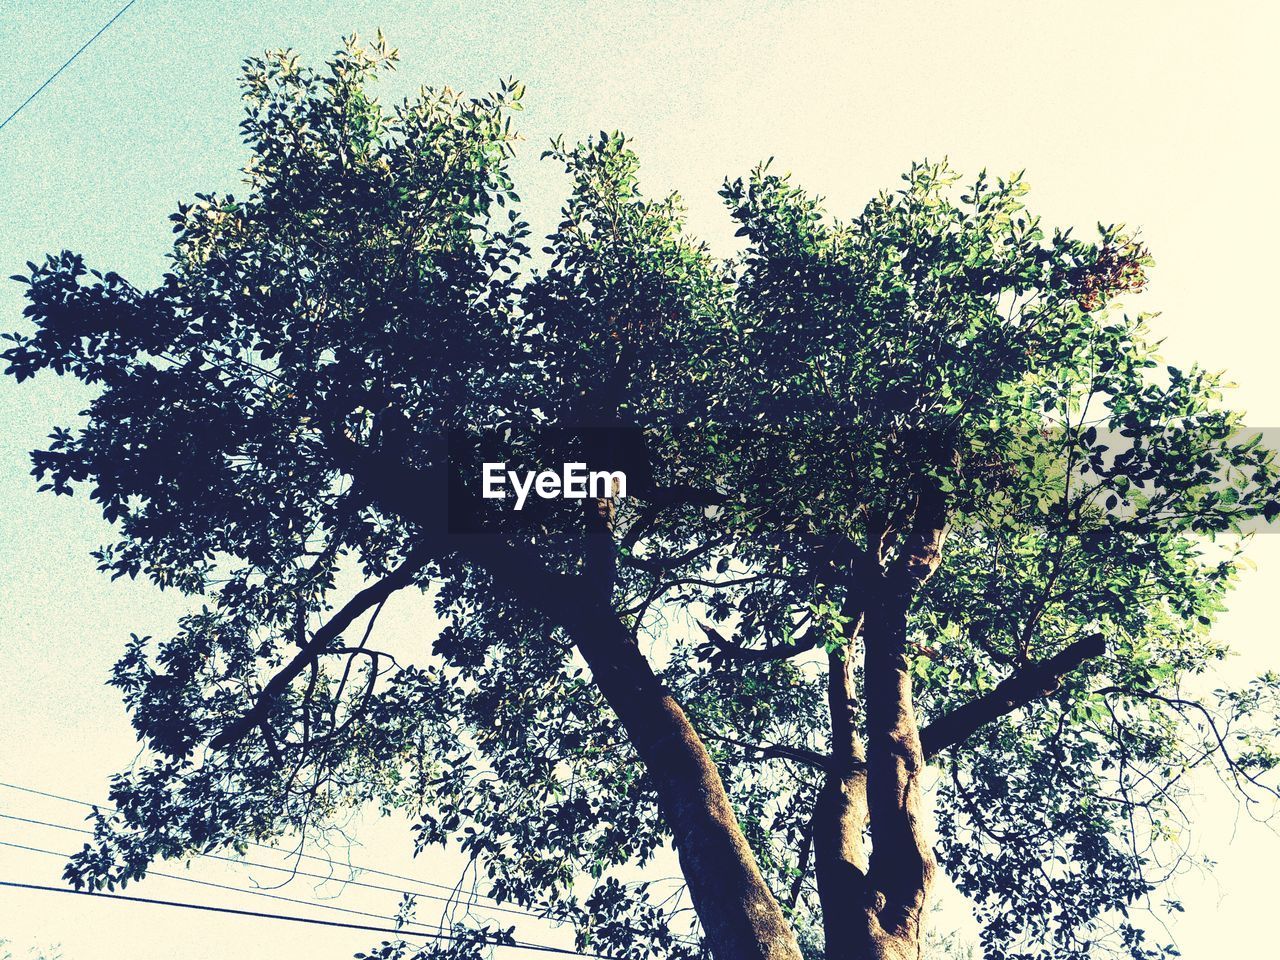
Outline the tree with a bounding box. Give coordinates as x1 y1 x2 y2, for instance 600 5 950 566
6 36 1280 960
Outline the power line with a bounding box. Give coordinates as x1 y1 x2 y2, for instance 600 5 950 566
0 838 449 935
0 779 701 949
0 779 510 905
0 0 141 134
0 879 611 958
0 812 540 921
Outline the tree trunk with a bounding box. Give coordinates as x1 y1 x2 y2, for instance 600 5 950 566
571 606 804 960
857 591 937 960
814 648 876 960
335 443 803 958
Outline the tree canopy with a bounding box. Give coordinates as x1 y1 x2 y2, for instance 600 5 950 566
6 36 1280 960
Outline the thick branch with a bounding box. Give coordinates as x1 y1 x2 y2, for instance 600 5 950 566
862 595 935 945
696 633 1107 772
697 622 822 663
920 632 1105 759
328 433 801 960
702 731 830 769
814 649 872 960
888 478 948 589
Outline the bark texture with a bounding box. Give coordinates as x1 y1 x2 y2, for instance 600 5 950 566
570 603 804 960
815 595 938 960
576 499 804 960
814 648 874 960
325 446 804 960
859 593 937 959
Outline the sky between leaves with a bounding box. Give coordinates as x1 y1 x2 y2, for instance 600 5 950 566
0 1 1278 958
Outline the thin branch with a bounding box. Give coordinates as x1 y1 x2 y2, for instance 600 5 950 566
209 545 432 752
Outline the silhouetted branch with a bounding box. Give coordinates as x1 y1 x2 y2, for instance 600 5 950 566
921 633 1106 758
209 546 432 752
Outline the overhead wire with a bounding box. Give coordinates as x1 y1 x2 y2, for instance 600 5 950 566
0 777 701 949
0 879 614 958
0 779 513 906
0 838 452 935
0 811 540 920
0 0 141 134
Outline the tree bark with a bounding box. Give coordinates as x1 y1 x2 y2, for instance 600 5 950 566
814 647 875 960
857 591 937 960
814 595 936 960
575 498 801 960
812 619 1104 960
818 474 945 958
570 603 804 960
329 444 804 959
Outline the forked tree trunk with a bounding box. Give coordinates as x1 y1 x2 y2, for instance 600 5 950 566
572 585 935 960
815 598 937 960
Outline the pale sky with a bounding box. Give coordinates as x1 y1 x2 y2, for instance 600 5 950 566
1 1 1278 957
